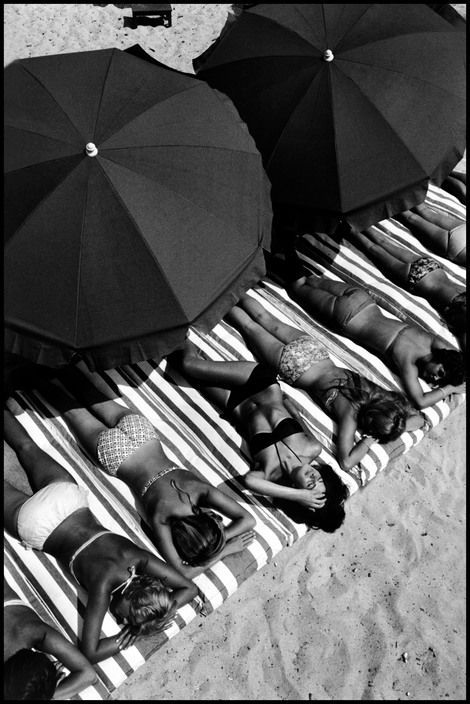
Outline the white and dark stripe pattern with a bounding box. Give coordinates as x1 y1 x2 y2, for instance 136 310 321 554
3 185 465 699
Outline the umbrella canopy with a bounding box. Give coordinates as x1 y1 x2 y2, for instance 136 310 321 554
194 3 466 233
5 48 272 370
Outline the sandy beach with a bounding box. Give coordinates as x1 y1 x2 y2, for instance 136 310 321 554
4 4 466 701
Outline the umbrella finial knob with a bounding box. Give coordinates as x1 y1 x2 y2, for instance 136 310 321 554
85 142 98 157
323 49 334 62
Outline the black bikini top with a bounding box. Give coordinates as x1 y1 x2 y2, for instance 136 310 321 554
250 417 304 463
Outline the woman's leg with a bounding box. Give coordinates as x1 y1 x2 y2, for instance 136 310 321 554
56 367 131 429
441 175 466 204
4 409 76 491
350 229 414 284
413 203 464 230
395 209 449 256
290 275 341 323
180 341 258 391
4 480 31 537
226 302 290 369
34 379 111 461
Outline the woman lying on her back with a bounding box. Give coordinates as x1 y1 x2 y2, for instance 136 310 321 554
221 296 426 472
4 407 198 664
286 273 465 410
349 226 466 350
34 368 256 581
175 341 348 533
4 577 97 700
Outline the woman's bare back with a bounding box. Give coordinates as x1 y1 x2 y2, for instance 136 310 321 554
42 507 145 591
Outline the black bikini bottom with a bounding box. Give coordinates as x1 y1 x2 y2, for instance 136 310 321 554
226 364 277 413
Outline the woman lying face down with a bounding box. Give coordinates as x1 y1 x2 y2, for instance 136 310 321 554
26 366 256 581
3 407 199 665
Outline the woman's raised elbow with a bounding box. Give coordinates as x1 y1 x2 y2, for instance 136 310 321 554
81 646 100 665
338 455 354 472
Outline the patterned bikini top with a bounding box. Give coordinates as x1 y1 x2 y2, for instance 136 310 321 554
321 370 364 410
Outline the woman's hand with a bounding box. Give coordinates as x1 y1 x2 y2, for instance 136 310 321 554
225 530 256 555
450 381 466 395
115 625 138 652
296 487 326 510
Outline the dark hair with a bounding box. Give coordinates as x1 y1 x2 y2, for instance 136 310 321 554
443 294 466 337
169 481 226 566
110 574 176 637
333 375 410 443
356 395 409 443
430 348 465 386
275 464 349 533
4 649 61 700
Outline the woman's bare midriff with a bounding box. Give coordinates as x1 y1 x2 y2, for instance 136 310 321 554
42 506 107 564
116 438 174 494
344 306 408 357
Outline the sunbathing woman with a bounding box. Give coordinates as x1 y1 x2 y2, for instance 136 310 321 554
4 577 97 700
287 274 465 410
32 368 256 581
395 203 466 266
222 297 425 472
4 407 198 664
349 227 466 349
176 341 348 532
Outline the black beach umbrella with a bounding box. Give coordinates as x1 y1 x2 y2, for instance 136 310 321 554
194 3 466 234
5 48 272 370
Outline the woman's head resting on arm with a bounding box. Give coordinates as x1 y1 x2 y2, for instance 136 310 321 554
4 649 62 700
170 510 226 567
109 574 177 636
417 349 465 387
357 392 410 443
277 463 349 533
167 480 227 567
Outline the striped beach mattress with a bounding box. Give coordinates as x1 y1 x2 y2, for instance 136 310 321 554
4 184 465 699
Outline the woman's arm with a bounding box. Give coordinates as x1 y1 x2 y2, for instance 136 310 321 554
335 410 375 471
79 582 123 664
244 470 325 509
37 626 97 699
140 551 198 608
202 485 256 540
150 516 255 580
400 362 461 409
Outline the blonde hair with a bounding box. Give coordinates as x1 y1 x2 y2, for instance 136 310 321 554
125 575 177 636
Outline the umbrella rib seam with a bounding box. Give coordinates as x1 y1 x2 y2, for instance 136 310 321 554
4 125 81 150
96 81 207 144
5 161 85 252
336 56 466 100
16 64 87 145
332 69 430 195
5 153 81 176
91 50 115 142
101 143 260 156
93 160 189 322
99 155 261 254
334 5 375 52
74 170 90 348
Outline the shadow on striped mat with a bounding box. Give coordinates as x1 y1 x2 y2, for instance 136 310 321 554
4 185 465 698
